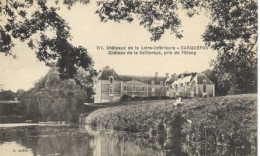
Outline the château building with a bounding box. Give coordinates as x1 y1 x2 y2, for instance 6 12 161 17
166 73 215 98
94 66 215 103
94 66 169 103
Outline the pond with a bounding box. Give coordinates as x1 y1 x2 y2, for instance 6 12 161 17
0 124 255 156
0 124 162 156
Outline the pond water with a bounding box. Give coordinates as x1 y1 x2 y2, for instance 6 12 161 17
0 124 160 156
0 124 187 156
0 124 255 156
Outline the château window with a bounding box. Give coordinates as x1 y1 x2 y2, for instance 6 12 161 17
142 86 145 91
203 80 207 92
109 85 114 94
133 86 136 91
109 76 114 83
160 81 163 85
151 88 155 96
123 86 127 91
151 80 155 85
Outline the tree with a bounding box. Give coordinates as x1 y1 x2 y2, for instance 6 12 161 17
1 0 257 94
16 89 26 100
0 90 16 101
202 69 231 96
0 0 93 79
202 0 257 94
96 0 257 94
20 68 94 122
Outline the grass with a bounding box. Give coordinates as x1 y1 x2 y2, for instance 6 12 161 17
85 94 256 135
85 94 257 155
85 99 179 132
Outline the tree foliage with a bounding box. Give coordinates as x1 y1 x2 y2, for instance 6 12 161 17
0 90 16 101
96 0 187 41
202 69 230 96
20 68 94 122
182 94 257 155
16 89 26 100
96 0 257 94
1 0 257 94
0 0 93 79
202 0 257 94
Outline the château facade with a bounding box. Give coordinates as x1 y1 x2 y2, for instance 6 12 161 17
166 73 215 98
94 66 215 103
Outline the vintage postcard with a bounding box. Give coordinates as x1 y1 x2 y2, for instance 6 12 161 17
0 0 257 155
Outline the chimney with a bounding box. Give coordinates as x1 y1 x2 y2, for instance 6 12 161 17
172 73 177 80
166 73 169 78
155 72 158 78
103 66 110 70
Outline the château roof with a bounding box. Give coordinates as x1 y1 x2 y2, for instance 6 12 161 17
98 67 214 85
99 68 122 81
120 75 166 84
98 67 167 84
196 74 214 84
165 77 175 84
172 75 193 85
172 73 214 85
123 80 147 85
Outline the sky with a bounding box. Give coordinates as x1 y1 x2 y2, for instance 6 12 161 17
0 1 218 91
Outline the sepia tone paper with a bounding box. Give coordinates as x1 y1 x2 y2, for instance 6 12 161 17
0 0 257 155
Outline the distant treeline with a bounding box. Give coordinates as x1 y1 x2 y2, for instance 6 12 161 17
0 90 16 101
0 102 26 123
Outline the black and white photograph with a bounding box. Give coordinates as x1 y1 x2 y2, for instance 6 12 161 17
0 0 257 155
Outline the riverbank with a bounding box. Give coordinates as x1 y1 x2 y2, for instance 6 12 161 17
86 94 256 132
85 94 257 155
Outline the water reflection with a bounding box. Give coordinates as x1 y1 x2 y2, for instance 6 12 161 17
0 125 94 156
0 124 255 156
0 125 161 156
84 126 160 156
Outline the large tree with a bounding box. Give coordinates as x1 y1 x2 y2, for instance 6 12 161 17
1 0 257 94
96 0 257 94
20 68 94 122
0 0 93 79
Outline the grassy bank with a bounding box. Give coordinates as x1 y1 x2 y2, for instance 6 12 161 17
85 99 178 132
85 94 257 155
